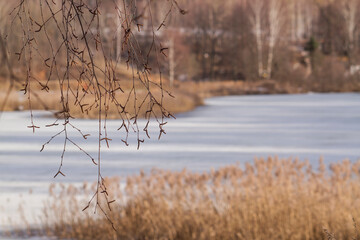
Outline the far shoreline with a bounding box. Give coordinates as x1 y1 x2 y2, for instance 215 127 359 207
1 79 359 120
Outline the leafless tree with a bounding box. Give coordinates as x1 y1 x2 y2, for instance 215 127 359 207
289 0 311 42
339 0 359 68
8 0 185 228
266 0 285 79
168 36 175 87
248 0 265 78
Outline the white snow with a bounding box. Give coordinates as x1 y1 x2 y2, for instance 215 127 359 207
1 93 360 236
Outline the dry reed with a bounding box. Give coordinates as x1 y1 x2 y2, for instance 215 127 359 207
0 74 202 118
22 157 360 240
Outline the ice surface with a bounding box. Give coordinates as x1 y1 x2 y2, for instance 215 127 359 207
1 93 360 235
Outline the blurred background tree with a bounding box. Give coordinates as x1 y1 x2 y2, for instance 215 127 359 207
1 0 360 92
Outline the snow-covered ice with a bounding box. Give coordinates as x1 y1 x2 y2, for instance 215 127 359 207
1 93 360 235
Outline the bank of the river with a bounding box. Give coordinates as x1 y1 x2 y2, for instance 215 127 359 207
2 77 360 119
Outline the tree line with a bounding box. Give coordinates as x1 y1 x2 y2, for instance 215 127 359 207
1 0 360 91
174 0 360 90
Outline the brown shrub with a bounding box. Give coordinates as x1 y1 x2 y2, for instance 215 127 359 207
32 157 360 240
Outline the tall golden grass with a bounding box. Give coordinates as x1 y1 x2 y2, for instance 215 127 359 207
27 157 360 240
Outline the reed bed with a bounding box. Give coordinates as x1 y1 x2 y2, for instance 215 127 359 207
29 157 360 240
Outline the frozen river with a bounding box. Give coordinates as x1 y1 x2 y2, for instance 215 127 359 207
1 93 360 234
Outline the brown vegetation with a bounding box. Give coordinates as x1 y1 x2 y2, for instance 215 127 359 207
15 157 360 240
168 0 360 87
0 72 202 119
2 0 360 118
2 0 360 120
2 0 360 95
2 73 359 119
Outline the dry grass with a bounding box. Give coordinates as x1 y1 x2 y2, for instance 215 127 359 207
23 157 360 240
2 71 359 119
0 65 314 120
0 73 202 119
176 80 292 98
